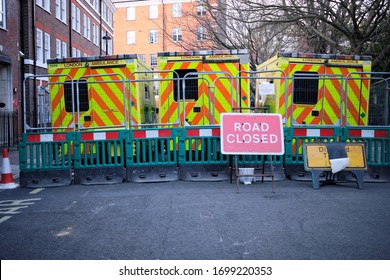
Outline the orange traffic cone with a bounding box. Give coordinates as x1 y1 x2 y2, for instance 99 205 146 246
1 148 19 189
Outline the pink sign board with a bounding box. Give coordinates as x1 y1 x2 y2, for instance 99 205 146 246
220 113 284 155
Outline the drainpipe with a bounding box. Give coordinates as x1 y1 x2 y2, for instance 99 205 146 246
32 0 37 127
20 0 25 132
69 0 73 56
99 0 103 55
162 0 165 51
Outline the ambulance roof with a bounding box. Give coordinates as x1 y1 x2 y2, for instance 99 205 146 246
158 49 248 57
278 52 371 61
47 54 138 64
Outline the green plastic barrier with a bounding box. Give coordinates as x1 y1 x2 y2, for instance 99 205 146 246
179 126 230 181
126 127 180 182
19 132 75 188
73 130 126 185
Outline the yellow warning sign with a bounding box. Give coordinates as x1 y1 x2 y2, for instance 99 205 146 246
304 143 367 170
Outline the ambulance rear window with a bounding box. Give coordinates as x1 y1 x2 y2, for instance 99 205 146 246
173 69 198 101
64 80 89 112
293 72 319 105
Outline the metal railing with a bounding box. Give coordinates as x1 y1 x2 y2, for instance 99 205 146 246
0 111 19 149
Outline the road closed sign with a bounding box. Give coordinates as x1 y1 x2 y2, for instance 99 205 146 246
220 113 284 155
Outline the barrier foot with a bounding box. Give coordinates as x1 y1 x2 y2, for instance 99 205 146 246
310 170 322 189
351 170 364 189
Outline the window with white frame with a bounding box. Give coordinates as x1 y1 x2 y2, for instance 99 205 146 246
107 41 112 55
196 0 206 16
0 0 6 29
102 2 107 21
84 16 91 40
56 39 61 58
55 0 60 18
126 6 135 20
92 23 96 45
196 26 206 41
61 0 66 21
62 41 67 57
72 47 81 58
149 5 158 19
173 28 182 42
107 9 113 26
72 4 75 28
83 15 87 37
139 54 146 63
92 23 99 46
55 38 67 58
36 0 50 12
92 0 98 10
36 29 44 63
127 31 135 45
149 30 158 43
56 0 67 22
72 4 81 32
150 54 157 68
172 3 181 17
44 33 50 63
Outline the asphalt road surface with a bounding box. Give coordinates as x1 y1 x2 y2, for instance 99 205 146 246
1 179 390 260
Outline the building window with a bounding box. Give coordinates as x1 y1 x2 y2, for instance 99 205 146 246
56 39 61 58
150 54 157 68
76 8 81 33
56 0 67 22
62 41 67 58
139 54 146 63
102 2 107 21
126 7 135 20
71 4 75 29
36 0 50 12
196 27 206 41
292 72 319 105
107 40 112 56
172 3 182 17
92 23 99 46
55 38 67 58
0 0 5 29
107 9 113 26
173 28 182 42
72 4 81 33
44 33 50 63
84 16 91 40
196 0 206 16
37 30 51 64
83 14 86 36
149 5 158 19
127 31 135 44
149 30 158 44
72 48 81 58
36 29 44 63
92 0 98 11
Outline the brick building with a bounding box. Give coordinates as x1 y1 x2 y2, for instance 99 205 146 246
0 0 115 144
113 0 216 68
